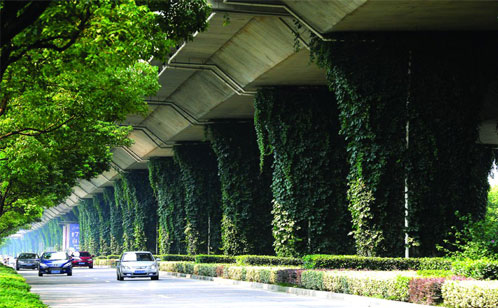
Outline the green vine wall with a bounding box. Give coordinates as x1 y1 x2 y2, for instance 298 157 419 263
94 194 111 255
148 157 187 254
254 87 353 257
174 143 222 255
310 33 497 257
208 122 274 255
114 178 134 251
105 187 123 255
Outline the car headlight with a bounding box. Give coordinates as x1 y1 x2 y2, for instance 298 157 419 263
40 263 48 268
63 263 71 268
123 266 132 270
149 264 157 270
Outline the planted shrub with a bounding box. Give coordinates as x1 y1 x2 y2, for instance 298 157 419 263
194 254 236 264
452 259 498 280
236 255 302 267
158 254 195 262
442 280 498 308
409 277 445 305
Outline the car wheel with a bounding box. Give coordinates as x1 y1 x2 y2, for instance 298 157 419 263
67 270 72 276
16 266 19 271
89 264 93 269
38 271 43 277
151 275 159 280
118 273 124 281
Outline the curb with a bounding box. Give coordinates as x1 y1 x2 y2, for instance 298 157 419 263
162 271 432 308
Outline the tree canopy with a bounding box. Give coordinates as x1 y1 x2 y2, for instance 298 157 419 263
0 0 210 239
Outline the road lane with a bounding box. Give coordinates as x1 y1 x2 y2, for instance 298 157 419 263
19 268 354 308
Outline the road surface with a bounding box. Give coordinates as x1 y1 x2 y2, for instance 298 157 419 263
18 267 362 308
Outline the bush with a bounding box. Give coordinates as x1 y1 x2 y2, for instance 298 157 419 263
452 259 498 280
194 254 235 264
301 270 412 301
442 280 498 308
416 270 454 278
0 264 46 308
302 255 451 271
236 255 302 267
157 254 195 262
106 255 120 260
409 277 446 305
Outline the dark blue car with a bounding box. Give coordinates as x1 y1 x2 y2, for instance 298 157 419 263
38 252 72 276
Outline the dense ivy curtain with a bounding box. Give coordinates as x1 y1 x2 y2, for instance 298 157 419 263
310 33 497 257
254 86 353 257
209 122 274 255
94 194 111 255
148 157 187 254
105 187 123 255
174 143 222 255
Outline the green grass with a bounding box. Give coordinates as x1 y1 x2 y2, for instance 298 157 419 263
0 264 47 308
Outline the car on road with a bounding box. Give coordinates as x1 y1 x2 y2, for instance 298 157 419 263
16 253 39 270
71 251 94 268
38 251 72 276
116 251 158 281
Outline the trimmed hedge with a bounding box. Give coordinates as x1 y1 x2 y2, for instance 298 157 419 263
0 264 47 308
303 255 451 271
157 254 195 262
442 280 498 308
301 270 413 301
236 255 302 267
452 259 498 280
194 254 236 264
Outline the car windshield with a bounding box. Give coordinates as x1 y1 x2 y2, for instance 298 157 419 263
19 253 37 259
42 252 67 260
73 252 91 257
122 253 153 262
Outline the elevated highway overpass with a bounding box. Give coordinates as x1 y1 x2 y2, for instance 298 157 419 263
27 0 498 230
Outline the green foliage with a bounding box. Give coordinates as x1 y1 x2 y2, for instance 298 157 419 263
122 171 157 253
310 36 407 257
157 254 195 262
302 254 451 271
93 194 111 255
208 122 273 255
0 264 46 308
452 259 498 280
301 270 411 301
105 187 122 255
194 254 236 264
236 255 302 267
442 280 498 308
310 34 498 257
441 186 498 260
0 0 211 239
254 87 352 257
148 158 187 254
174 143 222 255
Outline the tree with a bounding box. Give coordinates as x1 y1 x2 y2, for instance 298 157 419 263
0 0 210 238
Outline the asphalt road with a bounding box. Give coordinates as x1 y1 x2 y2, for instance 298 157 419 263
18 268 355 308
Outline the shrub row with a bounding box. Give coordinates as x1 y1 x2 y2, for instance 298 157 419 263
236 255 302 266
302 255 452 271
452 259 498 280
442 280 498 308
0 264 46 308
195 254 236 264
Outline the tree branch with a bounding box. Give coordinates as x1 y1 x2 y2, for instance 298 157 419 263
0 115 76 140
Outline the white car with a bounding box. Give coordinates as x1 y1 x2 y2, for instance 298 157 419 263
116 251 159 281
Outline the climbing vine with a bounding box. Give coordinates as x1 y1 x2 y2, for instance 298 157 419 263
208 122 273 255
310 33 497 257
105 187 123 255
149 157 187 254
174 143 222 255
114 178 134 251
254 87 353 257
94 194 111 255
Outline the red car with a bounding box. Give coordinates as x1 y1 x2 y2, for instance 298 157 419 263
71 251 94 268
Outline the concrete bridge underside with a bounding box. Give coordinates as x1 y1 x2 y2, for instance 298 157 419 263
29 0 498 229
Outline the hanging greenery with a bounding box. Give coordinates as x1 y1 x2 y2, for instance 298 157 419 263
148 157 187 255
310 33 497 257
174 143 222 255
208 122 274 255
254 87 353 257
105 187 123 255
114 178 134 251
94 194 111 256
122 171 158 253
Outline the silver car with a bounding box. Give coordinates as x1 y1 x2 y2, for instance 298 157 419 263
116 251 159 281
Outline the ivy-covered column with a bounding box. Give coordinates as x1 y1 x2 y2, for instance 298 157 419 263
174 143 222 255
148 157 187 255
105 187 123 255
208 122 273 255
405 35 497 256
93 194 111 256
121 171 158 253
311 38 409 257
114 178 134 251
254 87 352 257
81 198 101 255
